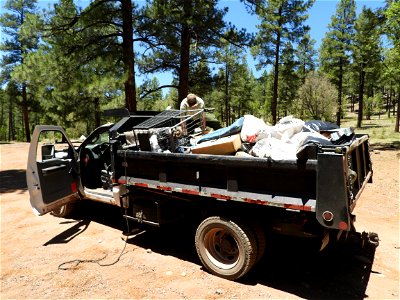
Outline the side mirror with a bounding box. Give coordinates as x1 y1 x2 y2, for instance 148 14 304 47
41 144 55 160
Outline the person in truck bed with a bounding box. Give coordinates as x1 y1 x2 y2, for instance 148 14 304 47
179 93 205 134
180 93 205 111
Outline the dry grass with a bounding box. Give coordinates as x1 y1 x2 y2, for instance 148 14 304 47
342 111 400 150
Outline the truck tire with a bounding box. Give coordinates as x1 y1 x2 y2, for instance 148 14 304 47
195 216 258 280
50 203 75 218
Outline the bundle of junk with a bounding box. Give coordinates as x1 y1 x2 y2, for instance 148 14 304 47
126 108 357 161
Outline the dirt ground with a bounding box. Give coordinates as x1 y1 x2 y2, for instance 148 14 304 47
1 142 399 299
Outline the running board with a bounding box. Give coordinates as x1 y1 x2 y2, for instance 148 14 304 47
84 187 118 205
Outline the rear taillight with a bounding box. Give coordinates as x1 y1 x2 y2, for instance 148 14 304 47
338 221 348 230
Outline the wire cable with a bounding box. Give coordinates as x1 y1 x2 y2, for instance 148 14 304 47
58 207 132 271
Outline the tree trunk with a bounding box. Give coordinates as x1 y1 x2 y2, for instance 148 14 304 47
224 60 229 125
22 84 30 142
270 6 282 126
388 85 392 118
272 35 281 125
121 0 136 112
177 0 193 107
357 66 365 128
94 97 101 128
178 24 190 107
0 99 4 141
8 97 15 141
336 61 343 127
395 89 400 133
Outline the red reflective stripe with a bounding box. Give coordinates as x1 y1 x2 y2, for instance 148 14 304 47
284 204 312 212
71 182 77 193
243 198 267 205
119 179 127 184
157 185 172 191
135 183 148 188
182 189 199 195
211 193 231 200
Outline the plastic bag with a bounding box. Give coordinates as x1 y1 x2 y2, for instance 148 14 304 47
290 131 331 146
330 127 355 145
295 132 333 160
197 117 244 144
303 120 339 132
240 115 270 143
271 116 305 142
250 137 298 161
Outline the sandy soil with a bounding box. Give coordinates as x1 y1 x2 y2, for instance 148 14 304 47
1 142 399 299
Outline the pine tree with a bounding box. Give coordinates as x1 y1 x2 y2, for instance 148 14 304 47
12 0 124 131
385 0 400 132
230 58 256 121
188 62 213 101
251 0 314 124
319 0 356 126
296 33 317 82
353 7 382 128
138 78 163 110
137 0 249 107
215 42 245 124
0 0 38 141
43 0 137 112
279 42 300 116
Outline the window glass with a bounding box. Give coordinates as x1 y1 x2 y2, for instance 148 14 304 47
36 131 71 162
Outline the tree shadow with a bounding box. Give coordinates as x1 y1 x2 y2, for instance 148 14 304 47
357 123 380 129
0 169 27 193
371 141 400 151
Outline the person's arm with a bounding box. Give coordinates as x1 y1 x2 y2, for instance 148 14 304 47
197 97 205 109
180 99 188 110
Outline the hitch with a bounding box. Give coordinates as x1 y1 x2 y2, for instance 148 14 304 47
361 231 379 248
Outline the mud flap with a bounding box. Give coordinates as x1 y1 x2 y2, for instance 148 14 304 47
320 230 330 251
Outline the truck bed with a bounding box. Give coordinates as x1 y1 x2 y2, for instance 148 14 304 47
115 134 372 231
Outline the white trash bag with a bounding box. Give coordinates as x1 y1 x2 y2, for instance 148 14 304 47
240 115 271 143
271 115 304 143
250 136 298 161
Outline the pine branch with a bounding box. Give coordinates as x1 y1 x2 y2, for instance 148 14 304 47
139 84 178 99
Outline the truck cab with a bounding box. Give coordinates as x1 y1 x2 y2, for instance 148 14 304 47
26 111 169 216
26 124 117 216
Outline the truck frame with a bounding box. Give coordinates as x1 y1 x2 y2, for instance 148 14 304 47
26 110 376 280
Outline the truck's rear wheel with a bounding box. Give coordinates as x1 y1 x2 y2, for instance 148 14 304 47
195 216 258 280
50 203 75 218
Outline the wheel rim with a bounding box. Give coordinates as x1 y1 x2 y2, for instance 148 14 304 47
203 227 240 269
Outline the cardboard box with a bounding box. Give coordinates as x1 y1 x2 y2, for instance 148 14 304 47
191 134 242 155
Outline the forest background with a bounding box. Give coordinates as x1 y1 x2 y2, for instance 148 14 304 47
0 0 399 142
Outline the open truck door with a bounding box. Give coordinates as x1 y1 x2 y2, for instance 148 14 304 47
26 125 82 215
